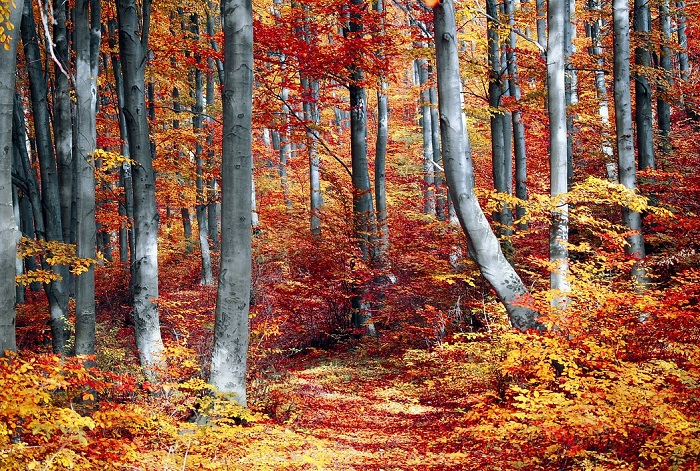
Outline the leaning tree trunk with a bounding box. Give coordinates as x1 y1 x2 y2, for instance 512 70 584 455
434 0 541 331
613 0 647 285
117 0 165 376
74 0 101 356
633 0 654 171
548 0 570 299
0 0 24 355
21 1 70 354
209 0 253 406
417 57 436 216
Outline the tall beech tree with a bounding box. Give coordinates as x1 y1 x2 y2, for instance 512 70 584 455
117 0 165 374
74 0 102 356
21 0 70 354
548 0 570 298
209 0 253 405
634 0 654 170
613 0 647 285
433 0 540 331
0 0 24 355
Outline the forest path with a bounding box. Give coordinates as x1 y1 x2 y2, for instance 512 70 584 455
245 344 490 470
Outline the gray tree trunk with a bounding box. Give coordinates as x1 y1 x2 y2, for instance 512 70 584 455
21 1 70 354
0 0 24 355
205 6 220 251
117 0 165 375
209 0 253 406
613 0 647 285
429 84 446 221
564 0 578 186
548 0 570 298
676 2 689 80
302 77 323 235
587 0 614 165
657 0 672 154
634 0 655 170
189 14 213 285
53 0 73 244
487 0 513 256
434 0 541 331
418 58 436 216
535 0 547 47
375 0 389 261
505 0 528 230
345 0 377 335
74 0 101 356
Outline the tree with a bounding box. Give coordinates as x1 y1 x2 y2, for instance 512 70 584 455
209 0 253 406
613 0 646 284
74 0 102 356
634 0 654 170
548 0 570 299
0 0 24 355
21 0 70 354
117 0 166 374
433 0 540 331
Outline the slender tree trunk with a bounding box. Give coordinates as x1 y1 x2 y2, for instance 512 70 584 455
417 58 436 215
21 1 70 354
587 0 614 169
429 84 446 221
53 0 73 244
548 0 570 299
504 0 528 230
345 0 377 335
117 0 165 375
634 0 655 170
564 0 578 186
676 1 689 81
205 5 220 251
209 0 253 406
657 0 672 155
302 77 323 235
535 0 546 47
613 0 647 285
375 0 389 262
74 0 101 356
0 0 24 355
188 14 214 285
487 0 513 257
434 0 541 331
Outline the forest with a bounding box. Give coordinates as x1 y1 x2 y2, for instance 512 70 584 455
1 0 700 468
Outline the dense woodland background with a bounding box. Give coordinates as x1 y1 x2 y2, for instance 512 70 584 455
1 0 700 469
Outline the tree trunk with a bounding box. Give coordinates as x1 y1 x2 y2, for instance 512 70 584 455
346 0 377 335
0 0 24 355
613 0 647 285
434 0 541 331
429 84 446 221
302 77 323 235
117 0 165 376
505 0 528 230
209 0 253 406
564 0 578 186
587 0 614 166
375 0 389 263
676 2 689 81
206 5 221 251
21 1 70 354
657 0 672 155
418 58 436 216
53 0 73 245
633 0 655 171
548 0 570 299
73 0 101 356
487 0 513 257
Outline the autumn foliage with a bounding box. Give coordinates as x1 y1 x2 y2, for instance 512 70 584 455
4 0 700 469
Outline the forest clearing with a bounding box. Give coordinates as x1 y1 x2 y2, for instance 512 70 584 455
2 0 700 469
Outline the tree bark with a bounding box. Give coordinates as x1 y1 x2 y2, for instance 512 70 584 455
418 58 436 216
73 0 101 356
53 0 73 244
21 1 70 354
434 0 541 331
657 0 672 155
676 2 689 81
117 0 165 375
209 0 253 406
0 0 24 355
633 0 655 170
613 0 647 285
548 0 570 299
